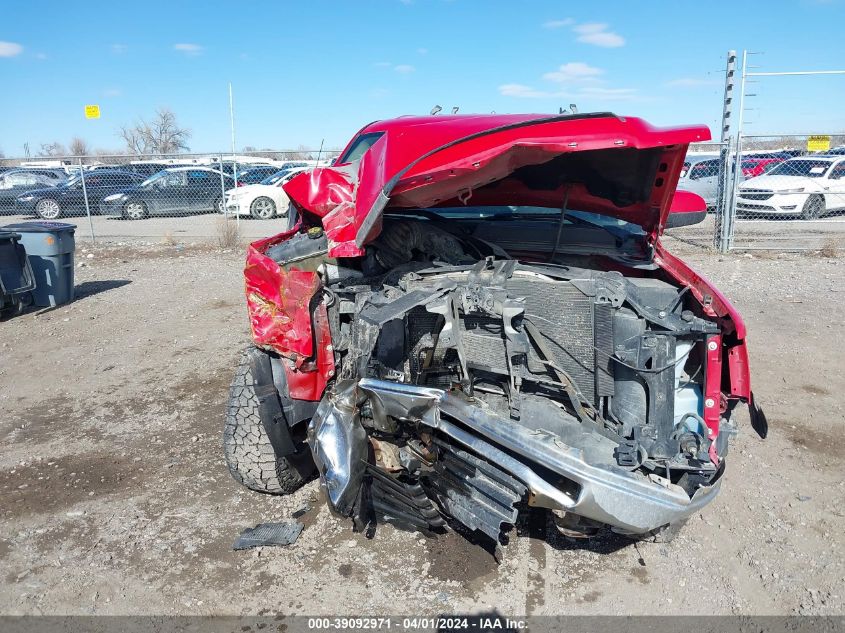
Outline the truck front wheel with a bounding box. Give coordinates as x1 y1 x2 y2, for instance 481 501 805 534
223 348 315 495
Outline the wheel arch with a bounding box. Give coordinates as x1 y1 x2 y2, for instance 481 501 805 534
248 347 318 458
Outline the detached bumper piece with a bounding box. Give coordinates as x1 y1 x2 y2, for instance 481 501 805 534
427 440 526 543
366 465 445 532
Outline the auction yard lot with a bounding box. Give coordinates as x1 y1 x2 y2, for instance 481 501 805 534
0 236 842 616
4 210 845 250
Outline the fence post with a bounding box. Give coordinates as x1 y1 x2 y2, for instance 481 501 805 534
721 50 750 253
218 154 227 224
714 50 736 252
78 157 95 242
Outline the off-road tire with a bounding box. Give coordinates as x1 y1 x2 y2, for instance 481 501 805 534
223 349 313 495
801 194 825 220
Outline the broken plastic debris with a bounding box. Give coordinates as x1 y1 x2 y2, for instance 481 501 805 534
233 521 303 550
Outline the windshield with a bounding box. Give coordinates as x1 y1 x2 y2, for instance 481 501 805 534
260 169 293 185
338 132 384 164
141 171 167 187
767 160 833 178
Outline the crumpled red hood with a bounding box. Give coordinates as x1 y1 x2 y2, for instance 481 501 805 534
283 113 710 257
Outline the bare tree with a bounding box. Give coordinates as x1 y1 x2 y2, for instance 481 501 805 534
118 108 191 155
70 137 90 157
119 125 147 155
284 144 315 160
38 142 67 157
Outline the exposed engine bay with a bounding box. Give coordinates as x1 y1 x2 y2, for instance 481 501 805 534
263 213 734 545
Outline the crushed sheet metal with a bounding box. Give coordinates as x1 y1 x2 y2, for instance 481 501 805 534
244 222 336 401
654 242 751 403
282 114 711 258
357 377 721 534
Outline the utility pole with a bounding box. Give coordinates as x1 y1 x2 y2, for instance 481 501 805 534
715 50 736 252
228 82 238 228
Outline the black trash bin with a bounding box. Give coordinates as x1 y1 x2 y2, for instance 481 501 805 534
2 222 76 307
0 230 35 316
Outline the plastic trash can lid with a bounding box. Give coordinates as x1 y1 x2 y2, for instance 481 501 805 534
2 221 76 234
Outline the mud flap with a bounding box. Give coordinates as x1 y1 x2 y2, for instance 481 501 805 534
247 347 298 458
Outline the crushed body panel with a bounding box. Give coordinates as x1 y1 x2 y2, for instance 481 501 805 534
242 112 754 544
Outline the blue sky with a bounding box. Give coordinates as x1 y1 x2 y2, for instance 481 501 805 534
1 0 844 156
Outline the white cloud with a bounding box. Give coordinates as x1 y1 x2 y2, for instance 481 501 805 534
0 41 24 58
103 88 122 97
111 43 127 54
542 61 604 84
394 64 415 74
499 83 553 98
374 61 392 68
573 23 625 47
500 61 637 102
666 77 719 87
578 86 638 100
35 52 48 60
399 0 413 4
417 47 428 55
543 18 574 29
173 43 204 56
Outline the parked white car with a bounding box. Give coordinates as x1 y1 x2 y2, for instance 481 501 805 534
737 157 845 219
223 167 306 220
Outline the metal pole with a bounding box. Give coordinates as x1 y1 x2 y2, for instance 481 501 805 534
725 49 749 253
218 153 227 224
229 82 239 229
715 50 736 251
79 157 95 242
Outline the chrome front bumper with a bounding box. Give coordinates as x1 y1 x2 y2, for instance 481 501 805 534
357 378 721 534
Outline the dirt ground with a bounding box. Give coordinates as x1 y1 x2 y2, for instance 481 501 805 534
0 234 843 617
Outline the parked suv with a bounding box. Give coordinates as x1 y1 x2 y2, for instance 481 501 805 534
14 170 143 219
677 154 725 208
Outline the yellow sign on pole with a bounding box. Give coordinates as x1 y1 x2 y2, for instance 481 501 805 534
84 104 101 119
807 135 830 152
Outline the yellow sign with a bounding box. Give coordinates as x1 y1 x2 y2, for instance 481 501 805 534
807 135 830 152
84 104 101 119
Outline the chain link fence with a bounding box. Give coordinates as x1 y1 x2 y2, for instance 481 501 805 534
663 141 733 250
3 141 844 251
665 135 845 252
728 134 845 251
0 150 340 242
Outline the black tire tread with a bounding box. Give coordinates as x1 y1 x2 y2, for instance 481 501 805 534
223 350 307 495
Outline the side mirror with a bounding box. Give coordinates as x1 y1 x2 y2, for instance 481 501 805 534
665 190 707 229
